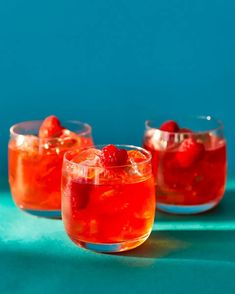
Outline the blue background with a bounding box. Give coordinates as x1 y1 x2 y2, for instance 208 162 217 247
0 0 234 177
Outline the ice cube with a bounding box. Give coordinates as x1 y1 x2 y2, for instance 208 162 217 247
71 148 101 166
70 149 104 182
60 129 80 147
145 129 166 150
73 148 102 166
127 150 147 163
129 159 143 176
91 188 128 214
125 150 147 177
15 135 39 151
39 138 62 155
145 129 180 150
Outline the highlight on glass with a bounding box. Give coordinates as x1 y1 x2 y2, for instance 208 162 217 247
8 115 93 219
62 144 156 253
143 115 227 214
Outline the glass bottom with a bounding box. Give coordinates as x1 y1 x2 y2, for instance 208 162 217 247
157 201 218 215
68 233 150 253
23 208 61 219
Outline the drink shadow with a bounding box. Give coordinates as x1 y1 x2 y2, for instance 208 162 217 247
154 190 235 230
116 231 187 259
117 229 235 262
117 190 235 259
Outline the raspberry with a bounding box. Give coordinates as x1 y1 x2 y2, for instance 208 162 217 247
100 144 128 167
39 115 63 138
176 138 205 168
160 120 180 132
70 180 90 210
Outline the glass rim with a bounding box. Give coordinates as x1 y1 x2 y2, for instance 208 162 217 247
145 115 224 135
10 119 92 138
64 144 152 169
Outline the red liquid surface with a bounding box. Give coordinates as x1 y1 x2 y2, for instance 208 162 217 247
62 172 155 244
9 136 93 211
144 136 227 206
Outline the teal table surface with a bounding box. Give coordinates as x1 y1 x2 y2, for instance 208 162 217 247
0 179 235 294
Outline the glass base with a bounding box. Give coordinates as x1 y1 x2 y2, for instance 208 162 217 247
157 201 217 215
23 208 61 219
69 233 150 253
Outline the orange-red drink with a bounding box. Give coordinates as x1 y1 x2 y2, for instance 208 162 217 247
8 116 93 218
62 144 155 252
143 116 227 214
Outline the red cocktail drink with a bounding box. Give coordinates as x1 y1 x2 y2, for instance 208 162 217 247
62 144 155 252
143 116 227 214
9 116 93 218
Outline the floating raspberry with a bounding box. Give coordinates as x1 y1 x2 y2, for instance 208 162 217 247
176 138 205 168
160 120 180 132
100 144 128 167
70 180 90 210
39 115 63 138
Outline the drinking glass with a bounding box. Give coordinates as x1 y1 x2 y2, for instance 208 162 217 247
9 120 93 218
143 116 227 214
62 145 155 252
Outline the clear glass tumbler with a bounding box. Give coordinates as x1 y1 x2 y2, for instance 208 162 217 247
143 115 227 214
62 145 156 252
9 120 93 218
